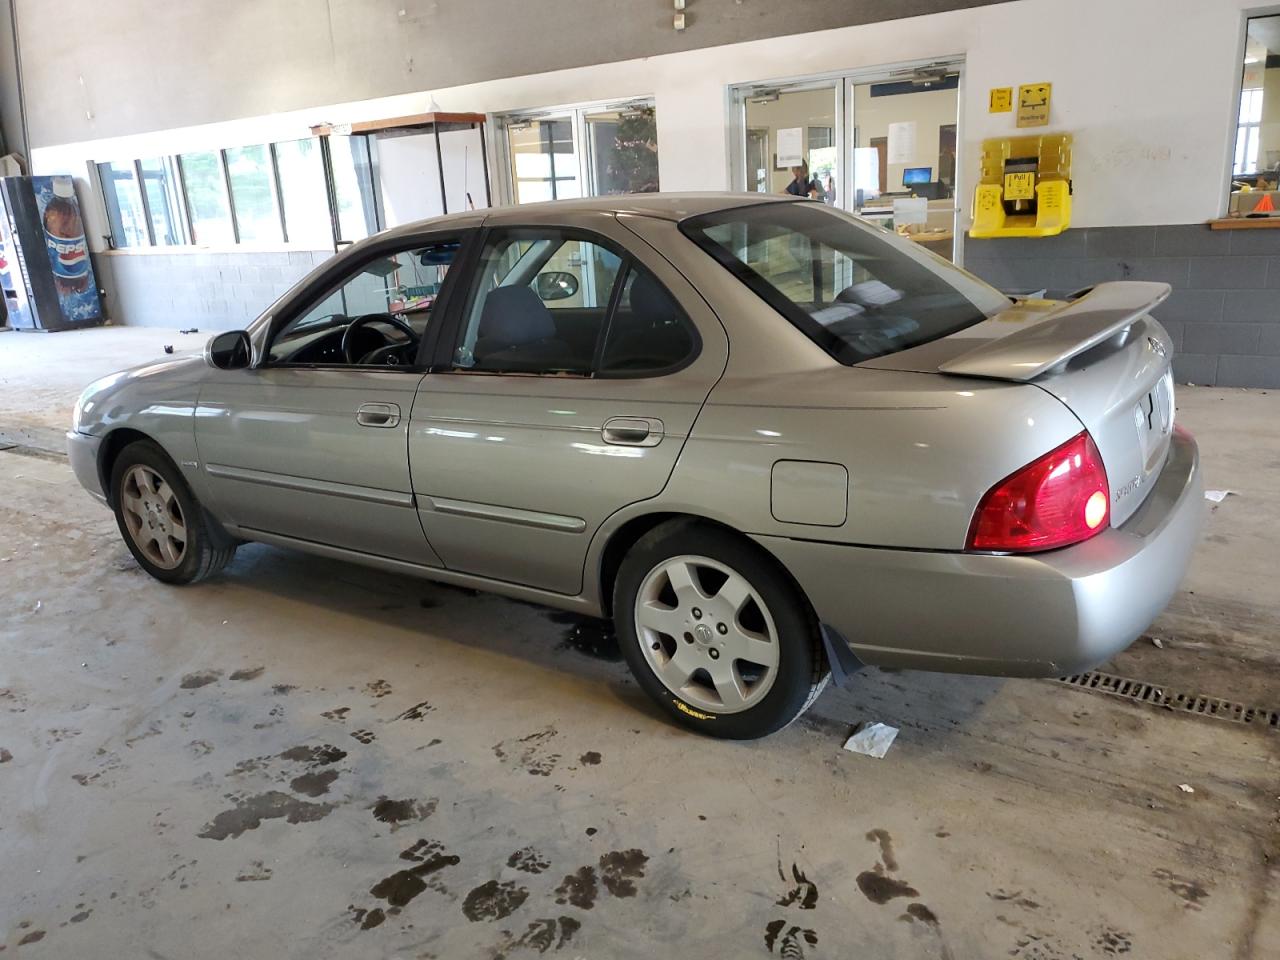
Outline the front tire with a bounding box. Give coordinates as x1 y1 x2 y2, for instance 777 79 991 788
109 439 236 585
613 521 829 739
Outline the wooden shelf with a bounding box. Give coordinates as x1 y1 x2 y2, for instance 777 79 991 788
1208 217 1280 230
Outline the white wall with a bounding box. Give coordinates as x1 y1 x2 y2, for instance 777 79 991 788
32 0 1253 245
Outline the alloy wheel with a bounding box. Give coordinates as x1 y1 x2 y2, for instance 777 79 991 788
634 554 780 714
120 464 187 570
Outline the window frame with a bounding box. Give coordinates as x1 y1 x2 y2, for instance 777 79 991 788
260 227 478 372
440 224 700 380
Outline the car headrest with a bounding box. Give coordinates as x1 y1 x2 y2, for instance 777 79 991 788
479 285 556 345
628 271 678 326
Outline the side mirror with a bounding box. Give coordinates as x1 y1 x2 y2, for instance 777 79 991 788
534 270 579 301
205 330 251 370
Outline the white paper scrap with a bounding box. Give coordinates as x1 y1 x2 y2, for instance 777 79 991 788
1204 489 1234 503
843 722 899 759
1178 783 1195 794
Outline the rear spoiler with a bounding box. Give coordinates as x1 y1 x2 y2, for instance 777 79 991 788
938 281 1172 381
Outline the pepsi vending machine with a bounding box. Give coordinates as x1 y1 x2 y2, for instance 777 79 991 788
0 175 104 330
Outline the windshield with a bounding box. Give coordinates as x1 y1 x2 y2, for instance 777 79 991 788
680 202 1008 364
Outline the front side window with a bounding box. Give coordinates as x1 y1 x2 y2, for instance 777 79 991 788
681 202 1007 365
454 228 696 376
268 238 461 366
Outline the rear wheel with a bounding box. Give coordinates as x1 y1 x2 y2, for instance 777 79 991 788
110 440 236 584
613 521 828 739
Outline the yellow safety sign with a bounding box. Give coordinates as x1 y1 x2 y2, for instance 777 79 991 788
989 87 1013 113
1017 83 1052 128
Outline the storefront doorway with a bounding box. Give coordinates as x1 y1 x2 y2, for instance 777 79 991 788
495 100 659 205
730 59 963 263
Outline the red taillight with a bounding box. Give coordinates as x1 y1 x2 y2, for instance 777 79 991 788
967 431 1110 553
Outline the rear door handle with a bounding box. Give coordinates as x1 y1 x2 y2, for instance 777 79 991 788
356 402 401 428
602 417 663 447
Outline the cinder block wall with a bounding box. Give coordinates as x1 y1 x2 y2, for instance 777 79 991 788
91 250 333 331
965 225 1280 388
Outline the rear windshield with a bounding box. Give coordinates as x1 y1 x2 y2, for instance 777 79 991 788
680 202 1008 365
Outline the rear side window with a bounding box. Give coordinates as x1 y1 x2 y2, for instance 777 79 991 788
453 227 698 377
680 202 1007 365
598 267 697 374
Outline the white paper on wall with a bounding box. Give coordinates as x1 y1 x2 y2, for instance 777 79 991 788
887 121 917 164
853 146 881 196
776 127 804 168
892 196 928 226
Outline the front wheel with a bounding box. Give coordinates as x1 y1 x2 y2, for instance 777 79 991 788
110 439 236 584
613 521 829 739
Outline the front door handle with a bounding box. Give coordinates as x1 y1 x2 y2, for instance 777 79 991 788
602 417 663 447
356 402 401 428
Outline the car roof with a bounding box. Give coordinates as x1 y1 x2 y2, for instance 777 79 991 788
376 192 794 245
483 192 791 223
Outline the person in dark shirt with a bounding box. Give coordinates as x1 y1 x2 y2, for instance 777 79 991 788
784 160 824 200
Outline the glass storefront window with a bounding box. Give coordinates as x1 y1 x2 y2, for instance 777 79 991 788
585 106 659 195
329 135 379 243
97 161 149 248
225 144 283 244
274 138 332 247
138 157 187 246
507 118 581 203
502 101 659 204
178 151 236 246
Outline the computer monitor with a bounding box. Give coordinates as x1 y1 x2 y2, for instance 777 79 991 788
903 166 932 186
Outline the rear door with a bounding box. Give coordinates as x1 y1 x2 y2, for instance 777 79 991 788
409 212 728 594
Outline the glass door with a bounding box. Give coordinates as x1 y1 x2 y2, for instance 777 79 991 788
738 81 841 204
849 70 961 262
730 60 964 263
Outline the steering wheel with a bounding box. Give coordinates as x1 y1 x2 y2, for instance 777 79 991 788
341 313 419 365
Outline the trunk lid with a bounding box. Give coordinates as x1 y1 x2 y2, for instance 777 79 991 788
861 281 1177 526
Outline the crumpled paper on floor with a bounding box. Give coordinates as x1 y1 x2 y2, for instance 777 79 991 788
843 722 899 759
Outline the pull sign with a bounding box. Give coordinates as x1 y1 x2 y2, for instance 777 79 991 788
989 87 1013 113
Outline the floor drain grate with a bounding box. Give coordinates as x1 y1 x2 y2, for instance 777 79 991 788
1054 670 1280 729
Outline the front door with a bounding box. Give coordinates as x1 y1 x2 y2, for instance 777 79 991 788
410 215 727 595
195 232 471 564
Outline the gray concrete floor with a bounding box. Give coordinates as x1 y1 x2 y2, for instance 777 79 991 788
0 327 1277 959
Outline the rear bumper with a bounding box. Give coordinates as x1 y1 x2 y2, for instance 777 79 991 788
756 429 1203 677
67 430 107 505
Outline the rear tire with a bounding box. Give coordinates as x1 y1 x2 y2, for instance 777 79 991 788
109 439 236 585
613 520 828 739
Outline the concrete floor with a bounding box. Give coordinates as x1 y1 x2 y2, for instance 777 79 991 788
1 327 1277 959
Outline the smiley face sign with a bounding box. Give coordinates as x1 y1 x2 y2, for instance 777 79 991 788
1017 83 1052 128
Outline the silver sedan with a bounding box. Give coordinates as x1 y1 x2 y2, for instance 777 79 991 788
68 195 1203 738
